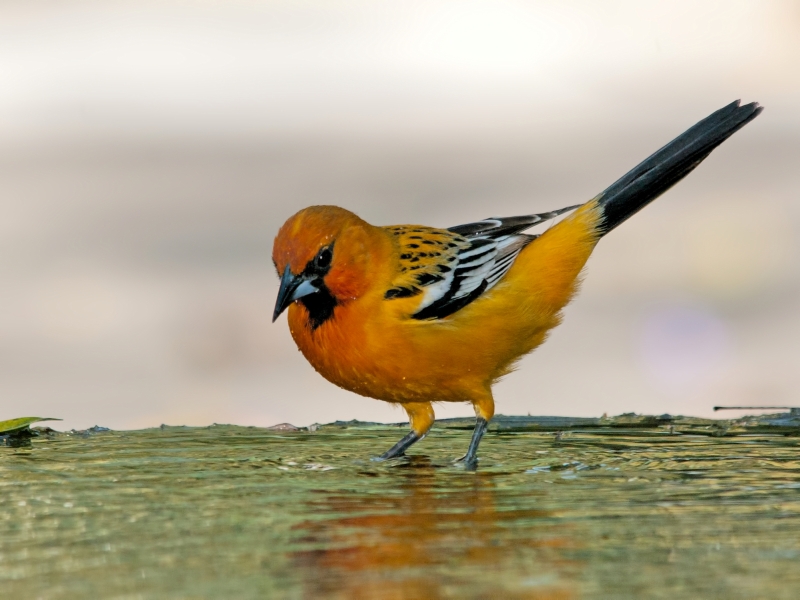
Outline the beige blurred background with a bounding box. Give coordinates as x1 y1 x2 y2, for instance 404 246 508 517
1 1 798 430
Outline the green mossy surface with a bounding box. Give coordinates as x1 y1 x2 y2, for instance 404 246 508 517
0 417 61 435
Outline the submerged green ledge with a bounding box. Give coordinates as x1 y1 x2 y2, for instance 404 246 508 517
322 410 800 437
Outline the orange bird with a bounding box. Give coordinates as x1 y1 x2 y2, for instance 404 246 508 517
272 100 761 465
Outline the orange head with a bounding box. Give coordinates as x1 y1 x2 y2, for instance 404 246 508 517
272 205 382 329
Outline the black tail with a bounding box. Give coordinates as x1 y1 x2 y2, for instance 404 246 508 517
597 100 762 234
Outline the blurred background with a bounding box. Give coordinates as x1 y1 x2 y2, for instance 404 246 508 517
1 1 798 430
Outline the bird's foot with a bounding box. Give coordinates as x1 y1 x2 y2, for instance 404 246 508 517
371 453 405 463
453 453 479 470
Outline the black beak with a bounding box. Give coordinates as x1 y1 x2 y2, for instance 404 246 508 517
273 266 319 322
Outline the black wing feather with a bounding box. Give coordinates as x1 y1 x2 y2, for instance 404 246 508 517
447 205 580 238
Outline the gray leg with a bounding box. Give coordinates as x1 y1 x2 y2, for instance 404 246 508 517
456 417 489 467
372 431 420 461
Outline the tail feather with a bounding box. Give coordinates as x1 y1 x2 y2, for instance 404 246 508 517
597 100 762 234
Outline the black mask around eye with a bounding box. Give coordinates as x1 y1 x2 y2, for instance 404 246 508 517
304 243 334 278
314 246 333 270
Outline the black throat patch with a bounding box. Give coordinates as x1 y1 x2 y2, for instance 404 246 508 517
299 284 337 330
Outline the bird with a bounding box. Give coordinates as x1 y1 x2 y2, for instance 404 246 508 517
271 100 762 466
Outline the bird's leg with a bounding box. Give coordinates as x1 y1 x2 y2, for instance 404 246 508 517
460 418 489 465
376 431 419 461
457 393 495 467
373 402 435 461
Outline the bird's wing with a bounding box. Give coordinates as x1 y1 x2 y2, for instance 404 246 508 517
384 205 580 320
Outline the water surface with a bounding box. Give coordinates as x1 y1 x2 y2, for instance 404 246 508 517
3 422 800 598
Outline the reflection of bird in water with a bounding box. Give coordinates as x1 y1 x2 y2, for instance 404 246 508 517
272 101 761 465
292 457 577 599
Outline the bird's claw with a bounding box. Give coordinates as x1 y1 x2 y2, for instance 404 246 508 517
454 454 479 470
370 453 403 462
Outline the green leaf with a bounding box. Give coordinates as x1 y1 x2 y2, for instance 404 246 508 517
0 417 62 434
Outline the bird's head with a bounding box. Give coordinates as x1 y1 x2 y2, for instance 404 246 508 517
271 205 378 327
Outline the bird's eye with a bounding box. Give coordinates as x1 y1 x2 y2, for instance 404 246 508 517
315 247 332 270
